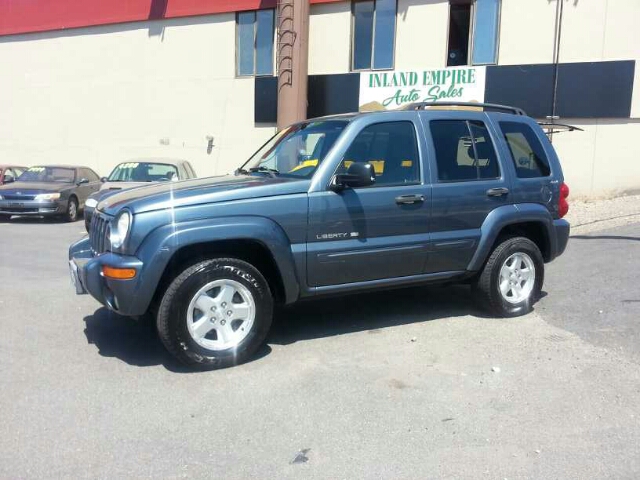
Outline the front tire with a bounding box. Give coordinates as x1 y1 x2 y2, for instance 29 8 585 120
473 236 544 317
65 197 79 222
156 258 273 370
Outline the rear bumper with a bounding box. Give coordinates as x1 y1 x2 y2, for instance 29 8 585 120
69 237 145 316
551 218 570 260
0 199 65 216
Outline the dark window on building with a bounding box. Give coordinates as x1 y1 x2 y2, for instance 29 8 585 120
447 0 500 66
447 2 471 66
237 9 275 76
500 122 551 177
340 121 420 186
430 119 500 182
352 0 396 71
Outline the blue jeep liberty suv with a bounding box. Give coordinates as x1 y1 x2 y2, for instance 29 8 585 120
69 103 571 370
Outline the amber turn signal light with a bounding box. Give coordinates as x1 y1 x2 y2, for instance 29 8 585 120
101 265 137 279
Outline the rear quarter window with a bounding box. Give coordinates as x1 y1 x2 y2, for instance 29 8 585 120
499 122 551 178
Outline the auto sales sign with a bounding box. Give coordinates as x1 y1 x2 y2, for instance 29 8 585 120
358 66 486 111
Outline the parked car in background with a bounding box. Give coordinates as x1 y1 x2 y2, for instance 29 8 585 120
70 102 571 370
0 165 27 185
84 159 197 231
0 165 101 222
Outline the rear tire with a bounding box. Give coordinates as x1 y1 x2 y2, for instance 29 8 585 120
156 257 273 370
65 197 79 222
473 236 544 317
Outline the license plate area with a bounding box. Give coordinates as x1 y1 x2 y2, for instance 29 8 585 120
69 260 86 295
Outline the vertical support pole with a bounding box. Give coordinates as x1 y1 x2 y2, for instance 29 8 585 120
549 0 565 144
276 0 310 130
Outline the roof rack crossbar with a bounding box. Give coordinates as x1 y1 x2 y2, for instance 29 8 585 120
402 102 527 116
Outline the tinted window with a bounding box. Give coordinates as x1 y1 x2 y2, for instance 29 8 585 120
353 0 396 70
237 12 255 76
80 168 99 182
500 121 551 177
430 120 500 182
237 10 274 76
255 10 274 76
86 169 100 182
108 162 179 182
18 166 75 183
340 121 420 186
472 0 500 65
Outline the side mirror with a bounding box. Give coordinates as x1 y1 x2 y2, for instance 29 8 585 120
100 177 108 183
77 178 89 185
3 175 14 184
330 162 376 191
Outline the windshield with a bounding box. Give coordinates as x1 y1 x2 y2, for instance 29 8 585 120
18 166 75 183
242 120 347 178
108 162 179 182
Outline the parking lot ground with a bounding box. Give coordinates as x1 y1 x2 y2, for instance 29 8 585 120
1 218 639 479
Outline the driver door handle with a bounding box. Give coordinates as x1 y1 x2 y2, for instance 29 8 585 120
486 187 509 197
395 194 425 205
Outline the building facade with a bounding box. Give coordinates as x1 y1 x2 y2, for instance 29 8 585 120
0 0 638 198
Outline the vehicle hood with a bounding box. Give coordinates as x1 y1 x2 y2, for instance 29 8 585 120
99 181 148 191
0 181 71 195
98 174 311 215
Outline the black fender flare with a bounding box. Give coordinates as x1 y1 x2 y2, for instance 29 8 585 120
467 203 556 271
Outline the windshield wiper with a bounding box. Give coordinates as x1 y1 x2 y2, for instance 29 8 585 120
248 166 279 178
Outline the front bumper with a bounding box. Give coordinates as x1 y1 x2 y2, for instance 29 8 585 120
0 199 65 216
69 237 145 316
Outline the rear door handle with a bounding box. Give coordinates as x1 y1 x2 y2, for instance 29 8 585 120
486 187 509 197
395 194 425 205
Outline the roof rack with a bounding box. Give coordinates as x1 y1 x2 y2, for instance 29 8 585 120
537 122 584 136
401 102 527 116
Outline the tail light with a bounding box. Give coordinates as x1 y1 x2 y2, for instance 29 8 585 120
558 182 570 218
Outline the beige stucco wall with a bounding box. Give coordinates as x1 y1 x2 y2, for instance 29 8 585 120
0 15 276 179
396 0 449 69
551 119 640 198
498 0 556 65
0 1 639 198
309 2 351 74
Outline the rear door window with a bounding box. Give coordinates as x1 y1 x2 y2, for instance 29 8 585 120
430 120 500 182
499 121 551 178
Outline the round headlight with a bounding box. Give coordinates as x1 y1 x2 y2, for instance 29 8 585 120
110 210 131 249
85 198 98 208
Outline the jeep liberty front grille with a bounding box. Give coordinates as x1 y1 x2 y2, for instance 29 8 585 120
89 213 111 254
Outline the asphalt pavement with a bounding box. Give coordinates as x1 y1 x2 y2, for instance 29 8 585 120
1 217 639 479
